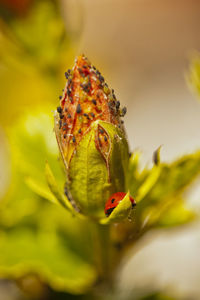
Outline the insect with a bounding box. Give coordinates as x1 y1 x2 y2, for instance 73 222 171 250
104 192 136 216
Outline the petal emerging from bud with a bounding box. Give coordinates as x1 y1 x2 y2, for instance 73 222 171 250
54 55 129 218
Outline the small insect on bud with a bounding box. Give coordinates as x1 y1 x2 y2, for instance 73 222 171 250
57 106 62 114
116 101 120 110
120 107 127 117
76 104 82 114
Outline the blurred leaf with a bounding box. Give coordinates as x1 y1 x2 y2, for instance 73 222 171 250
156 200 195 227
45 161 73 211
0 228 96 294
0 0 77 127
25 175 58 204
0 0 71 73
188 54 200 99
128 152 150 198
139 292 176 300
136 166 161 202
142 197 195 228
128 151 200 230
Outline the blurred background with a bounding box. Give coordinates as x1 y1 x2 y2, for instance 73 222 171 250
1 0 200 299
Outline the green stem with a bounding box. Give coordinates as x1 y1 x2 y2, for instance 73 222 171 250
92 222 112 283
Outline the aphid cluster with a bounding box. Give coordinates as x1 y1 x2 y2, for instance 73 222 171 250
56 55 127 163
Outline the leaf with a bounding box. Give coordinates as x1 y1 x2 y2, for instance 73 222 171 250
25 176 57 204
188 54 200 99
127 151 150 198
136 166 161 202
128 151 200 230
156 201 195 227
0 228 96 294
45 162 74 213
0 0 74 127
100 192 132 224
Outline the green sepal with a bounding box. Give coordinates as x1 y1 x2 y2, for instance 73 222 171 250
68 120 129 219
136 165 161 202
153 145 162 165
45 162 75 214
100 192 132 225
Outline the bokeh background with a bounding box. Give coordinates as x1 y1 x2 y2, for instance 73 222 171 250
1 0 200 299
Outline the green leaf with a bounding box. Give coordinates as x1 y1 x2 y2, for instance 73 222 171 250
0 228 96 294
136 166 161 202
156 201 195 227
25 176 57 204
127 151 150 198
100 192 132 224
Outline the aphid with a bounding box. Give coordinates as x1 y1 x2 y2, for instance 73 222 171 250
57 106 62 113
83 113 90 120
64 134 67 138
60 114 64 119
81 83 90 93
68 114 71 119
90 112 95 118
99 75 104 83
116 101 120 110
103 85 110 94
99 128 104 134
104 192 136 216
59 96 62 100
108 101 113 108
78 67 86 78
59 120 62 129
67 89 71 96
104 136 107 142
76 103 82 114
72 136 76 143
78 128 82 134
121 107 127 117
92 99 97 105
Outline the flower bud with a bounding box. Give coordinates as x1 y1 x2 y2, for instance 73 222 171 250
54 55 129 219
